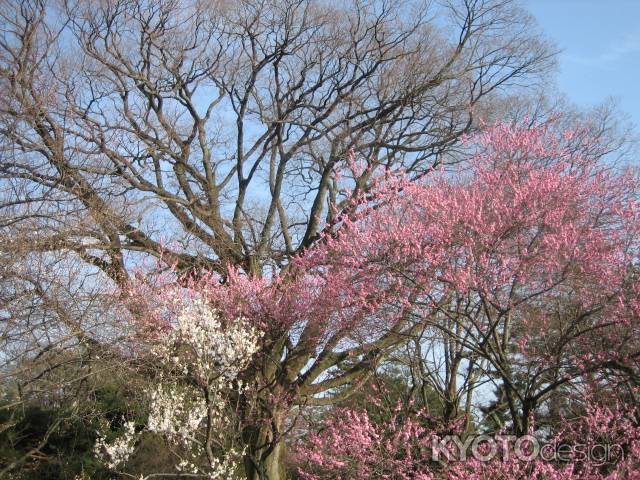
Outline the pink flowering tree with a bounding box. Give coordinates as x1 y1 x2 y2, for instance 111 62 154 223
445 395 640 480
121 121 640 479
293 391 640 479
303 122 640 434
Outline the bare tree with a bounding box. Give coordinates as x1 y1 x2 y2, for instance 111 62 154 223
0 0 555 274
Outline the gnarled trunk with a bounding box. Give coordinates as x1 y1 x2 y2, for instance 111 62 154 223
243 412 287 480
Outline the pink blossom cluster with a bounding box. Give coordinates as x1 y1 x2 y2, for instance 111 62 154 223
125 121 640 478
294 398 640 480
128 119 640 369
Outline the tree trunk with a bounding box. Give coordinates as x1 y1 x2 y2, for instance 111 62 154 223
243 415 287 480
244 438 286 480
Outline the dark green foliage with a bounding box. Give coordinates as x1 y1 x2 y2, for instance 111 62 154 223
0 377 149 479
0 402 111 479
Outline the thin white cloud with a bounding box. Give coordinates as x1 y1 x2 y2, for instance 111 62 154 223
565 32 640 68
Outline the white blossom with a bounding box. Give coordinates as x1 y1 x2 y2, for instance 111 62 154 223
94 420 137 470
94 293 261 479
146 384 207 442
151 295 261 384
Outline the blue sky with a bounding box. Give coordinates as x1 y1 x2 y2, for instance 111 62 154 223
525 0 640 127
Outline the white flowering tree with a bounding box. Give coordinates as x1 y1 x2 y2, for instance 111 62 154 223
94 291 262 479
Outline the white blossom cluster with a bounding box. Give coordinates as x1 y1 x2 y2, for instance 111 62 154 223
176 451 242 479
152 295 262 384
94 420 137 470
95 293 261 478
146 384 207 442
